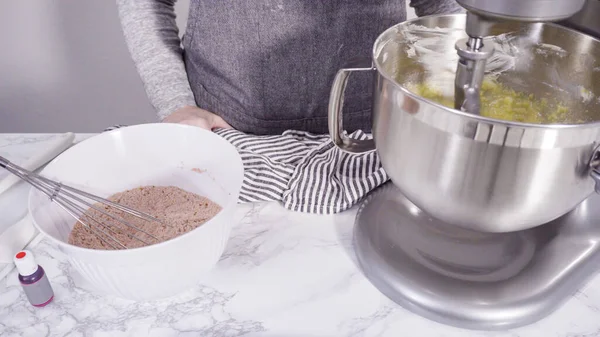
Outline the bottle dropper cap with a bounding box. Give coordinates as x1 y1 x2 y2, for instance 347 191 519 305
14 250 38 277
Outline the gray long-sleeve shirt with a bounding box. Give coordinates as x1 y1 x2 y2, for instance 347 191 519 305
117 0 463 134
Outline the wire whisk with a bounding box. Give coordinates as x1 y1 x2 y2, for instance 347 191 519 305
0 155 166 250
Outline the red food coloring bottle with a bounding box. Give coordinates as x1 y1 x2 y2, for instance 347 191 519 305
14 250 54 307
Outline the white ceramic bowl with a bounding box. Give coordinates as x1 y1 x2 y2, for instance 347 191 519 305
28 124 243 301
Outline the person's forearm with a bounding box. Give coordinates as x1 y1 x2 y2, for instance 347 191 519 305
116 0 196 120
410 0 464 17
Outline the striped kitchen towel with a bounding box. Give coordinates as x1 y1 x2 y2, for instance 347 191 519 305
104 125 389 214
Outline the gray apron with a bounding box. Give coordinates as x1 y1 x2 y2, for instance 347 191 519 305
182 0 406 135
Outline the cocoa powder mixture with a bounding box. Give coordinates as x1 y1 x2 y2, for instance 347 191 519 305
68 186 222 250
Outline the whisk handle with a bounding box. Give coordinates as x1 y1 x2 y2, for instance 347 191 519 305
0 156 9 168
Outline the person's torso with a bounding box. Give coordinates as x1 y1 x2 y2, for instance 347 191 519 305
183 0 406 134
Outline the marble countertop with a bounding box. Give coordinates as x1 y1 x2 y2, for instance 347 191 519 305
2 134 600 337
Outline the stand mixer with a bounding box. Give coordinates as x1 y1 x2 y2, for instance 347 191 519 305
328 0 600 331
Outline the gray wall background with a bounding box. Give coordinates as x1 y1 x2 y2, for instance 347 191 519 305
0 1 415 133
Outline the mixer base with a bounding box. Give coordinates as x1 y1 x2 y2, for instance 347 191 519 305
354 183 600 330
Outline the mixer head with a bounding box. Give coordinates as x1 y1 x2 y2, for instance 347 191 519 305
453 0 587 114
455 0 587 23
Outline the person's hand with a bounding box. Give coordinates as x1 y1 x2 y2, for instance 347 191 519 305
162 106 232 130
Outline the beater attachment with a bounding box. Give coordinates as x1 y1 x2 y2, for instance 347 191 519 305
453 0 586 114
0 156 165 250
453 12 495 114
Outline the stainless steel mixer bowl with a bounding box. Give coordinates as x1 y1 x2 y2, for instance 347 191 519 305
329 14 600 232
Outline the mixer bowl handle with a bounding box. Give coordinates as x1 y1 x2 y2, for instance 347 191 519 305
328 65 376 154
592 170 600 194
591 146 600 194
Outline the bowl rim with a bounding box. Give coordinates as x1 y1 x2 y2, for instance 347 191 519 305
372 13 600 130
28 123 243 255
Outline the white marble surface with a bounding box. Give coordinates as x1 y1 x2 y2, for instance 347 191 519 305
2 134 600 337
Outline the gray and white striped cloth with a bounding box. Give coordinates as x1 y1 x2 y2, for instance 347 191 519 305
105 125 389 214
